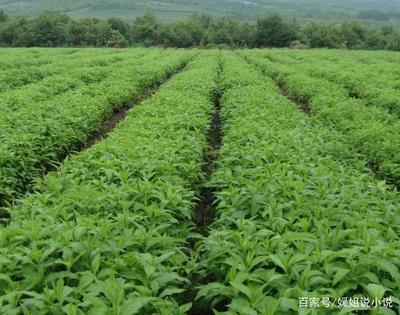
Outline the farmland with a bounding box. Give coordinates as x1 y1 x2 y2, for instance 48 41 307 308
0 48 399 314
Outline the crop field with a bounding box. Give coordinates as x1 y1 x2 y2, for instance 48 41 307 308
0 48 399 314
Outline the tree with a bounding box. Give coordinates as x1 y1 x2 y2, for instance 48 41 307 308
363 28 386 50
30 11 69 46
208 18 244 47
131 11 159 46
107 17 131 41
0 9 397 50
255 14 295 47
80 18 103 46
303 22 342 48
92 20 113 47
104 29 128 48
340 22 367 49
67 20 89 46
0 16 32 46
161 17 205 47
380 25 400 51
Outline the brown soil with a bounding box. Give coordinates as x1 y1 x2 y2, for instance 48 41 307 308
187 76 223 315
83 107 129 148
194 88 222 235
277 81 311 115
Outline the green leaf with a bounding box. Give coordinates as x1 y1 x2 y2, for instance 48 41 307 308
332 268 350 286
365 283 389 300
269 255 286 272
91 254 101 274
120 297 154 315
159 287 184 298
229 280 252 300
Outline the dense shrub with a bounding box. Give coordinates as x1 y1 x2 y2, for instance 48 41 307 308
0 9 399 50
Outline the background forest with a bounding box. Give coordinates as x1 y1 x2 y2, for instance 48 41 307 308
0 10 400 50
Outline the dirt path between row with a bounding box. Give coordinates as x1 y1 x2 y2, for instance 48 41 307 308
193 87 223 235
187 61 224 315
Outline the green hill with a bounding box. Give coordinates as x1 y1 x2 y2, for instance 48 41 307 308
1 0 400 22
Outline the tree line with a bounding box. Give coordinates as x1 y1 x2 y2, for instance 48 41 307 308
0 10 400 50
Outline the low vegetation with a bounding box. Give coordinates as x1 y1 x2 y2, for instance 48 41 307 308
0 48 192 206
244 50 400 187
0 48 399 314
194 52 400 314
0 53 219 313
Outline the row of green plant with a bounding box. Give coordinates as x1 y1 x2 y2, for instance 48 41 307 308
0 49 192 207
0 53 220 313
261 50 400 117
0 49 145 94
0 49 148 112
194 53 400 314
0 48 82 69
267 49 400 85
1 66 111 111
243 52 400 189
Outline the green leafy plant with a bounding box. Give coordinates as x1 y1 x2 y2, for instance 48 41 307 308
195 53 400 315
0 48 193 206
0 52 220 313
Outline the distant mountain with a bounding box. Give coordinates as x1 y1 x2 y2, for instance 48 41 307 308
1 0 400 22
